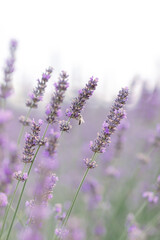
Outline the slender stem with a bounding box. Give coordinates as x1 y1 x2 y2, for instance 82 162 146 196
55 153 97 240
6 123 49 240
0 164 27 240
0 108 32 237
0 182 20 240
17 108 32 146
63 168 90 226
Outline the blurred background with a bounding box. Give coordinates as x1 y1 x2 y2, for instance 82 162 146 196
1 0 160 106
2 1 160 239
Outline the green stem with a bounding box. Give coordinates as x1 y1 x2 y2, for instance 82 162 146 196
0 182 19 240
0 164 27 240
55 153 97 240
0 108 32 237
64 168 90 226
6 123 49 240
17 108 32 146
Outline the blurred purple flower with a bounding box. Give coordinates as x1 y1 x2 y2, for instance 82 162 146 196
142 191 159 204
0 39 18 98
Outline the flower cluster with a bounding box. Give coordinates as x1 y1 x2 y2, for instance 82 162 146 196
90 87 129 153
19 115 32 126
26 67 53 108
22 119 43 163
142 191 158 204
66 76 98 121
84 158 98 169
59 120 72 132
46 71 69 124
13 171 28 182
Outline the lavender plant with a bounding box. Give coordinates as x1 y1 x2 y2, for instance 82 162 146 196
2 40 160 240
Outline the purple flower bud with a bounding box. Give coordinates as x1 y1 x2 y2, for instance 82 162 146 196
13 171 28 182
19 115 31 126
22 120 43 163
54 203 62 214
142 191 159 204
84 158 98 169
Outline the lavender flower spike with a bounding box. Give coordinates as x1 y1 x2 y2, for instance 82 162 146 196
0 40 18 98
90 87 129 153
22 119 44 163
46 71 69 124
26 67 53 108
66 76 98 122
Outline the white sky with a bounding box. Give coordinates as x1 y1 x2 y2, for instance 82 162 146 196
0 0 160 102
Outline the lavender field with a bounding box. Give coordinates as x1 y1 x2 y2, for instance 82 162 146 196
1 40 160 240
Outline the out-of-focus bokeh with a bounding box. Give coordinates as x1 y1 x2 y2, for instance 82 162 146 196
0 0 160 106
2 2 160 239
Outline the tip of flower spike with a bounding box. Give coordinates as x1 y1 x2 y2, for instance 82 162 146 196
91 76 99 83
60 70 69 79
46 66 54 73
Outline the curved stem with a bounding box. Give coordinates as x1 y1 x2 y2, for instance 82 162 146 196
54 153 97 240
63 168 90 227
